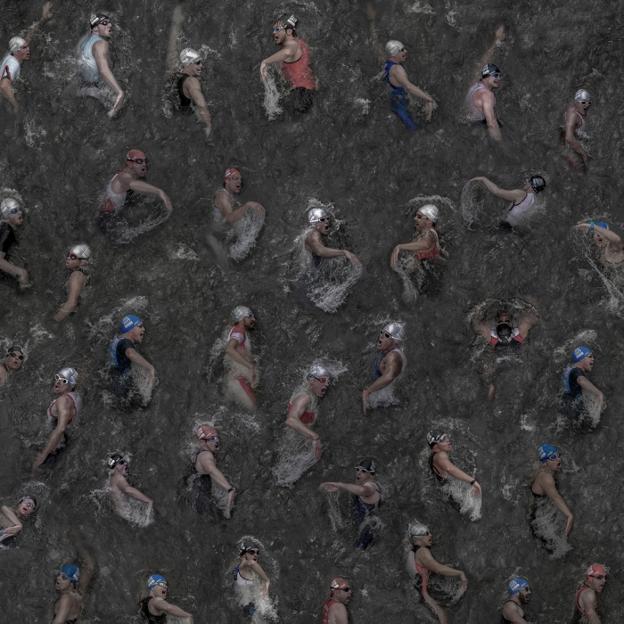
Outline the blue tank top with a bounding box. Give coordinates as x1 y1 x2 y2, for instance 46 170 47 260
383 61 406 96
78 33 104 83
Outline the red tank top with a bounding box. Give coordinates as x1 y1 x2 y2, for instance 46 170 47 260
228 323 247 354
321 598 336 624
287 402 316 425
281 39 317 90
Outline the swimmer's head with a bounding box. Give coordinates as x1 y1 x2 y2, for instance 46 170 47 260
575 89 592 111
231 305 255 325
195 424 219 448
17 495 37 517
308 207 330 232
307 363 332 397
1 197 24 225
58 563 80 587
380 322 405 343
89 13 113 36
223 167 242 192
147 574 168 592
481 63 502 85
330 577 352 603
528 176 546 193
537 443 560 464
427 432 450 448
273 14 298 42
119 314 143 334
5 346 24 370
571 345 593 364
507 576 530 598
416 204 439 224
239 543 260 558
179 48 201 65
126 149 148 177
8 36 29 60
355 458 376 474
585 564 608 592
107 453 127 471
385 40 406 58
408 520 431 544
66 244 91 268
54 367 78 390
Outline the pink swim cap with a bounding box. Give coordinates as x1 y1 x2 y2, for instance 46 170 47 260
224 167 241 180
586 563 608 578
126 149 147 162
195 424 218 440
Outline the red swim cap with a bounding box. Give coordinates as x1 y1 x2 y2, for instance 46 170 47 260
586 563 608 577
195 424 218 440
126 149 147 161
224 167 241 180
330 577 349 590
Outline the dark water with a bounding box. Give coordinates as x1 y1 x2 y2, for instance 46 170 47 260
2 0 624 622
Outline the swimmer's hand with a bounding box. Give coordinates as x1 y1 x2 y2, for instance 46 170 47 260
361 389 369 415
343 250 361 266
204 125 212 140
470 480 481 496
494 25 506 42
320 482 339 493
390 245 403 268
260 61 269 81
313 437 322 460
423 99 437 122
172 4 184 26
564 514 574 537
160 192 173 215
0 525 22 539
459 572 468 591
41 1 53 22
108 91 125 118
223 488 236 519
16 268 31 290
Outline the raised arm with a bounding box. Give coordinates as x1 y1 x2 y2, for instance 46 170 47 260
576 222 623 248
165 4 184 76
151 597 192 620
23 1 53 45
470 176 524 202
473 24 505 81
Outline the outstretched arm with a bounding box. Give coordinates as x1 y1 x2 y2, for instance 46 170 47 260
185 77 212 132
92 40 125 117
125 347 156 377
576 222 623 248
165 4 184 76
128 180 173 214
151 597 192 620
23 1 53 45
260 40 297 79
473 24 505 81
306 231 360 264
469 177 524 202
115 474 153 504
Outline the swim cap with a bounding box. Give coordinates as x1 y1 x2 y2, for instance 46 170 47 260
8 37 26 53
279 14 298 30
537 443 559 463
224 167 241 179
107 453 125 469
56 367 78 388
119 314 142 334
529 176 546 193
126 149 146 162
307 363 331 380
1 197 23 218
179 48 201 65
308 207 329 224
232 305 254 322
195 424 218 440
239 543 259 556
587 219 609 230
147 574 167 590
408 520 430 538
69 244 91 260
426 432 449 447
355 458 376 473
575 89 591 103
385 40 405 56
418 204 439 223
507 576 530 596
481 63 501 78
586 563 608 578
330 577 349 590
90 14 111 28
60 563 80 585
7 345 24 356
572 345 592 363
381 322 405 341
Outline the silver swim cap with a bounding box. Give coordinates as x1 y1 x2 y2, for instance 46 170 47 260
381 322 405 341
9 37 26 53
89 14 111 29
307 363 331 380
385 40 404 56
57 367 78 388
308 207 329 224
408 520 430 538
179 48 201 65
418 204 439 223
574 89 591 103
69 244 91 260
426 432 449 447
232 305 254 322
0 197 22 218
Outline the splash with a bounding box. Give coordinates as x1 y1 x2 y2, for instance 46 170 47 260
460 179 485 228
108 204 172 245
111 488 154 527
441 478 482 521
132 363 157 406
262 70 284 120
530 496 572 559
229 209 265 262
324 489 345 532
273 427 318 487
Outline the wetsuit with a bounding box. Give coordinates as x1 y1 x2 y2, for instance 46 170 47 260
383 60 419 131
0 221 17 260
0 54 20 82
281 38 316 113
77 33 104 84
140 597 166 623
108 336 136 397
45 392 81 463
177 74 193 113
561 366 586 418
352 481 382 549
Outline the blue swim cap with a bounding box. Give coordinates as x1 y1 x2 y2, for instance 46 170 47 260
507 576 529 596
59 563 80 585
587 220 609 230
147 574 167 590
537 444 559 463
119 314 142 334
572 345 592 363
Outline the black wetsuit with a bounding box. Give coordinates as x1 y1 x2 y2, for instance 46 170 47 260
177 74 192 113
351 482 382 550
561 366 586 418
140 597 166 623
0 221 17 258
191 450 213 514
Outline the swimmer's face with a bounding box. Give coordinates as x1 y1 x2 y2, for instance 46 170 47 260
14 43 30 61
242 315 256 329
333 586 353 604
593 231 607 247
496 311 511 325
115 460 129 476
588 574 607 593
415 212 432 230
397 47 407 62
484 74 502 89
5 351 24 370
225 172 242 194
205 435 220 451
187 59 203 77
53 374 72 394
435 436 452 452
377 331 395 351
355 467 373 482
546 456 561 471
315 217 331 234
580 354 594 371
414 532 433 547
309 375 330 397
576 100 591 113
65 252 82 269
127 158 148 178
243 549 259 562
128 324 146 343
17 498 36 517
7 210 24 226
272 23 287 44
152 584 168 598
519 587 531 603
95 20 113 38
55 573 72 592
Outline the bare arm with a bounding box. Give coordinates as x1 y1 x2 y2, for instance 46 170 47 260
128 180 173 214
564 107 588 157
481 90 502 141
165 4 184 76
225 338 253 368
54 271 86 321
501 602 529 624
196 452 232 491
364 352 401 394
330 602 349 624
474 24 505 81
436 454 480 492
125 347 155 376
578 376 604 400
0 506 23 541
23 1 53 45
33 405 71 469
76 540 96 594
92 40 123 96
516 311 538 339
248 560 270 587
306 231 347 259
541 474 573 534
576 222 623 247
185 77 212 129
151 597 192 619
0 79 19 113
0 254 29 284
472 316 491 340
419 548 466 580
114 474 152 504
391 64 434 102
320 481 369 496
470 176 523 202
580 591 600 624
286 394 318 441
214 190 248 224
52 594 72 624
260 41 298 78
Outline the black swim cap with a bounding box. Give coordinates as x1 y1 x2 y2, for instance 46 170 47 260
481 63 501 78
107 453 125 469
7 345 24 355
90 13 111 28
529 176 546 193
356 458 376 473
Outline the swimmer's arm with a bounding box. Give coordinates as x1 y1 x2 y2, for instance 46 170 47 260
23 2 53 45
306 232 348 258
391 65 434 102
471 316 491 341
323 482 370 496
248 560 271 587
127 180 173 214
588 224 624 247
501 602 529 623
76 540 96 594
541 475 573 522
185 77 212 129
52 594 72 624
260 41 298 77
33 407 71 469
0 79 19 113
151 597 192 619
165 4 184 75
517 311 538 338
214 191 247 224
470 177 523 202
54 271 86 321
115 474 153 504
286 395 319 441
225 338 254 368
330 602 349 624
196 452 232 491
436 456 475 485
364 353 401 394
481 91 502 141
0 252 28 281
577 376 604 400
474 24 505 81
395 231 436 253
0 506 22 539
580 592 600 624
92 40 124 97
564 107 587 156
125 347 156 377
419 548 465 579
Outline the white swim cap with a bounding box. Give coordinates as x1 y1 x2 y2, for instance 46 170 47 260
9 37 26 53
56 367 78 388
385 40 404 56
381 322 405 341
307 363 331 380
179 48 201 65
232 305 254 322
0 197 22 218
69 244 91 260
574 89 591 103
308 208 328 224
418 204 439 223
408 520 430 538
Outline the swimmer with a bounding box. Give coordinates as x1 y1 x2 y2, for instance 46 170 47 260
0 345 24 386
469 175 547 229
163 7 212 138
97 149 173 237
573 564 607 624
211 169 265 263
382 40 436 130
0 197 30 289
406 522 468 624
362 322 406 413
501 577 531 624
304 207 361 268
33 368 81 471
427 432 481 495
107 454 153 514
53 541 95 624
530 444 574 539
465 25 506 141
561 346 604 423
321 577 353 624
472 306 538 400
223 305 258 411
108 315 155 402
0 1 53 113
575 220 624 268
76 12 125 118
562 89 592 172
233 543 271 617
0 495 37 546
260 14 317 113
320 458 382 550
390 204 442 268
140 574 193 623
54 244 91 322
192 424 235 519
